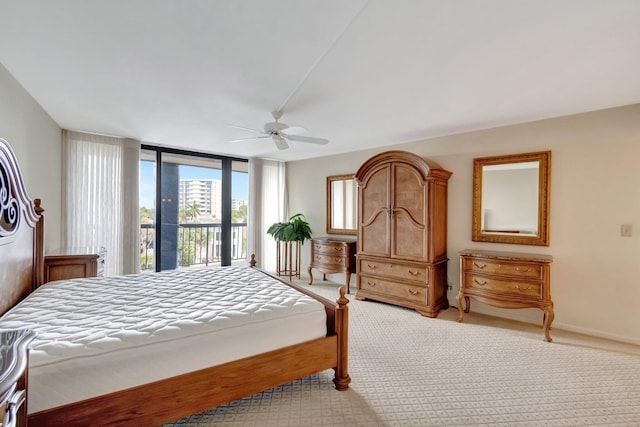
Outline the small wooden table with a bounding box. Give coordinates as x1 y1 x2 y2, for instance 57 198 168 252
457 249 554 342
44 246 106 283
308 237 356 293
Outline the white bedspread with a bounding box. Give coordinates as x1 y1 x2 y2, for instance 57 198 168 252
0 266 327 413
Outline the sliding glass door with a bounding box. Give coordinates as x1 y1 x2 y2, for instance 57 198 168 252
139 146 248 272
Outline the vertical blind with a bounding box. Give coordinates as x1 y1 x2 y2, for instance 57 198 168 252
248 158 287 271
62 130 140 275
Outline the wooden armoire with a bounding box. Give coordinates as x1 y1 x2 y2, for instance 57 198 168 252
354 151 452 317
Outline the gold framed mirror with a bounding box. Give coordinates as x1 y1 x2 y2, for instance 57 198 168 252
472 151 551 246
326 174 357 235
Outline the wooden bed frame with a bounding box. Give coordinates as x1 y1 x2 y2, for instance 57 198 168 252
0 137 350 426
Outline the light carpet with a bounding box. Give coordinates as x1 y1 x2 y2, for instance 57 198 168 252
164 279 640 426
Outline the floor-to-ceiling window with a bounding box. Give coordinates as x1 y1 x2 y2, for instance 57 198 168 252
139 146 248 272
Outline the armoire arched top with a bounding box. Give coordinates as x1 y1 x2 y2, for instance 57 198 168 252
354 150 452 185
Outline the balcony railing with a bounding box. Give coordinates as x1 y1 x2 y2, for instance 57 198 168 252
140 223 247 271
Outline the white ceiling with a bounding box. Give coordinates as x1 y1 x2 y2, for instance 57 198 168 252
1 0 639 161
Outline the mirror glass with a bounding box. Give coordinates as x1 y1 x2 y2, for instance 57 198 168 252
326 174 357 235
472 151 551 246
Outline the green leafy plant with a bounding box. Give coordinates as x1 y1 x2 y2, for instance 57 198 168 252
267 213 312 245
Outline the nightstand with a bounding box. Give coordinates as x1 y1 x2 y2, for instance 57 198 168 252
44 247 106 283
308 237 356 294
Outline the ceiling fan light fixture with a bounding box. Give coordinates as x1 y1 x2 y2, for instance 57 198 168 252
265 122 288 133
272 135 289 150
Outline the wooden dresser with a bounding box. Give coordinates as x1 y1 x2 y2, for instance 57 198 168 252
44 247 106 283
0 329 36 427
308 237 356 294
355 151 452 317
457 249 554 341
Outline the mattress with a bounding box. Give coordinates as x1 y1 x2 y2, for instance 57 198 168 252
0 266 327 413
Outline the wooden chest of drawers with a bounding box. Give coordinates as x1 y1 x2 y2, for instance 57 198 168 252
308 237 356 294
457 249 554 341
44 247 106 283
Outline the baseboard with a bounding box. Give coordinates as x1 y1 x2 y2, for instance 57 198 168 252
467 304 640 346
551 322 640 346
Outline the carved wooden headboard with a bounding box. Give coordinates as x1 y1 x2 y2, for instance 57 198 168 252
0 138 44 316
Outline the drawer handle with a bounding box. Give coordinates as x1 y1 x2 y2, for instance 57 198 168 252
408 270 419 276
473 279 488 286
367 281 377 287
333 247 342 252
366 264 377 269
516 285 533 291
407 289 420 295
473 262 487 269
516 267 533 273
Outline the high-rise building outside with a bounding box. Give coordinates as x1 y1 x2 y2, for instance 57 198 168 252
179 179 222 219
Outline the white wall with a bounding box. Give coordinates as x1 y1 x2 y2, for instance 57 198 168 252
0 63 62 250
288 104 640 345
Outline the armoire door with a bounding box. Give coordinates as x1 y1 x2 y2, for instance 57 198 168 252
358 164 390 256
391 162 428 260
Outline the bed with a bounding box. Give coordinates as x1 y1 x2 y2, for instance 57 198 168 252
0 137 350 426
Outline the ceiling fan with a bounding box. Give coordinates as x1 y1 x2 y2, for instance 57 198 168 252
229 111 329 150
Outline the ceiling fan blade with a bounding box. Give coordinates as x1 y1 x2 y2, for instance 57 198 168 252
286 135 329 145
228 124 264 134
228 136 269 143
280 125 307 136
273 135 289 150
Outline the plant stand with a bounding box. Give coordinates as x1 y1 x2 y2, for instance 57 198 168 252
276 240 301 281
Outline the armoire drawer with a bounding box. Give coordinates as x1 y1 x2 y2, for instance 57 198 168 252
358 275 427 304
358 259 428 284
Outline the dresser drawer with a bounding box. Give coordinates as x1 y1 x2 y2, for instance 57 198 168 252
464 274 542 299
312 241 349 256
463 258 541 279
359 275 427 304
311 253 347 268
359 259 427 283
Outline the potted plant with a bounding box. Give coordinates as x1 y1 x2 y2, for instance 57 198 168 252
266 213 312 245
267 214 312 279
